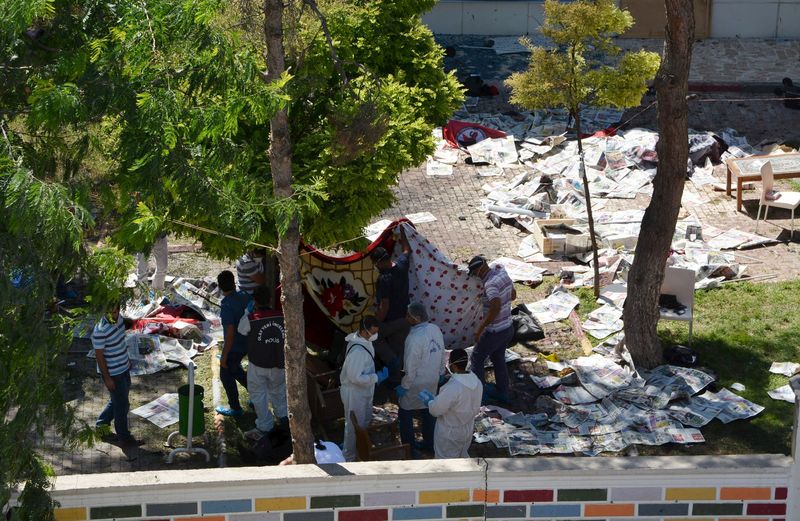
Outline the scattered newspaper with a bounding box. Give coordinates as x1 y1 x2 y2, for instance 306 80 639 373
770 362 800 377
131 393 179 428
527 290 580 324
768 385 796 403
569 354 634 399
700 388 764 423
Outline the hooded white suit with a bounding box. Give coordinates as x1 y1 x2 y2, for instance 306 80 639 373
339 332 378 461
427 371 482 459
400 322 446 410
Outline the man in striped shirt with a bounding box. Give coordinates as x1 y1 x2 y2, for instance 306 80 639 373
236 249 266 294
93 304 140 446
467 256 516 404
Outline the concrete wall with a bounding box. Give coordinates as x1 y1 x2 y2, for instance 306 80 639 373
47 455 792 520
422 0 800 38
422 1 546 35
711 0 800 38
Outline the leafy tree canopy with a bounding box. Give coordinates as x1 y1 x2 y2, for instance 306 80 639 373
99 0 462 255
1 0 461 515
506 0 660 117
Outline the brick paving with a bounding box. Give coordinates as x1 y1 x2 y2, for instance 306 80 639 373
437 35 800 85
381 38 800 283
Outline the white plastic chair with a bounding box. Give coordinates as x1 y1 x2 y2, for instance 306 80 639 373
659 267 695 346
755 161 800 239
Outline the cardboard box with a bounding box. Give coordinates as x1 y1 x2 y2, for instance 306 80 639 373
531 219 592 255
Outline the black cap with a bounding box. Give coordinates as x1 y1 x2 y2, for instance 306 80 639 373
467 255 487 275
370 246 390 263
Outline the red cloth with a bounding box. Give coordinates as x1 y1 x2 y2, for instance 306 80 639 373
580 126 618 139
443 120 506 149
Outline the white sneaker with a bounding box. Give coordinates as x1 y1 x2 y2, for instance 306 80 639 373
244 428 267 441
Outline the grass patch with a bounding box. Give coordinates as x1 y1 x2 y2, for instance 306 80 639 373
655 280 800 455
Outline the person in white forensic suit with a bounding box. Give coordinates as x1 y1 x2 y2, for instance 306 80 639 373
419 348 482 459
136 232 168 290
396 302 446 455
339 316 388 461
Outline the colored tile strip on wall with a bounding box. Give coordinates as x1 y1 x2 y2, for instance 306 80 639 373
418 489 470 504
472 489 499 503
54 484 795 520
665 487 717 500
557 488 608 502
391 506 443 520
720 487 772 500
338 508 388 521
54 507 87 521
89 505 141 519
503 489 553 502
255 497 307 511
309 495 360 509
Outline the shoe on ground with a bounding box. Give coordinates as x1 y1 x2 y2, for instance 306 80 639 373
244 428 268 441
215 406 244 417
118 436 145 448
482 384 511 405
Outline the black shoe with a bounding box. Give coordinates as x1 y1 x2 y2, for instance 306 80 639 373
119 436 145 448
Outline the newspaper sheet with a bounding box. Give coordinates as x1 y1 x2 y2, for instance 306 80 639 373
569 354 634 399
768 385 795 403
131 393 179 428
769 362 800 377
700 388 764 423
527 290 580 324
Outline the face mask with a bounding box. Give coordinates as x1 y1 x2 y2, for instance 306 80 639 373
368 333 378 342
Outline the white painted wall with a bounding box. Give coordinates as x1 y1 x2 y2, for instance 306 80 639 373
423 0 800 38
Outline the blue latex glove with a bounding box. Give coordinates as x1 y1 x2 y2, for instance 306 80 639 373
395 385 409 398
419 390 435 406
376 367 389 384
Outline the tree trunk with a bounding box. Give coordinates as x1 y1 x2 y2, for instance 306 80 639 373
263 0 315 464
623 0 694 369
574 112 601 297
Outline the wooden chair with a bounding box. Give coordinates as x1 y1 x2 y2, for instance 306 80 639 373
351 411 410 462
755 161 800 239
659 267 695 345
306 354 344 438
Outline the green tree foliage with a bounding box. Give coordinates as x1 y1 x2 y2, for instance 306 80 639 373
98 0 461 253
505 0 659 296
506 0 660 117
1 2 133 517
1 0 461 510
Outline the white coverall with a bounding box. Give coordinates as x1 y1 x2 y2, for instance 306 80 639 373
136 235 168 290
399 322 446 411
339 333 378 461
427 372 483 459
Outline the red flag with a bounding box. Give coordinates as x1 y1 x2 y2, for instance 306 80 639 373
443 119 506 149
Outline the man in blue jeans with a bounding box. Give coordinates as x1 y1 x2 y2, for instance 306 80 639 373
216 270 252 416
467 256 516 403
94 304 141 447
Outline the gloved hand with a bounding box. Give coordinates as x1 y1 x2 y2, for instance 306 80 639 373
376 367 389 384
418 389 435 406
395 385 409 398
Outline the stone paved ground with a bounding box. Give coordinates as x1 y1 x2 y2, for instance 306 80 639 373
381 38 800 283
437 35 800 85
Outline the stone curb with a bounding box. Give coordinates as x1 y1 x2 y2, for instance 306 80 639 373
688 82 779 94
